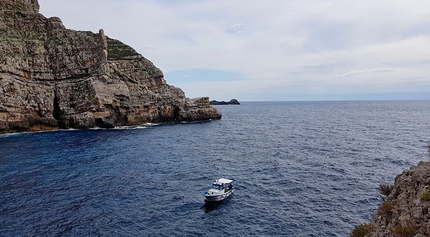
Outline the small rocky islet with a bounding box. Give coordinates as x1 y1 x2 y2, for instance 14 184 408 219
0 0 221 134
210 99 241 105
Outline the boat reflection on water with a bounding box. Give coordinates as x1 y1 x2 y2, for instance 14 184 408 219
200 196 234 213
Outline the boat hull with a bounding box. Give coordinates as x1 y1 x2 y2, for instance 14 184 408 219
204 189 235 202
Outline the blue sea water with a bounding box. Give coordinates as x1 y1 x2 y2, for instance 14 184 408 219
1 101 430 236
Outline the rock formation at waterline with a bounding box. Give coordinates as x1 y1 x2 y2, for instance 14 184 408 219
353 161 430 237
0 0 221 133
210 99 241 105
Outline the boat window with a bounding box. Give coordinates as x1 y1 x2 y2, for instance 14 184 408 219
212 184 222 190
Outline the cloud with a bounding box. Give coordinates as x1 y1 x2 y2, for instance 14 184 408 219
38 0 430 101
165 69 244 84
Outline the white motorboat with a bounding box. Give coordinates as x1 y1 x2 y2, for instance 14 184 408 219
203 178 235 202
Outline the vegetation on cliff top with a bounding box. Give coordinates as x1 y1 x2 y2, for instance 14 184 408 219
107 37 140 61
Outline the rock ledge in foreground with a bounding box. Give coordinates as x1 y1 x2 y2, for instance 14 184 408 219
353 161 430 237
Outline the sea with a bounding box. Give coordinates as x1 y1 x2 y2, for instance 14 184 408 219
1 101 430 236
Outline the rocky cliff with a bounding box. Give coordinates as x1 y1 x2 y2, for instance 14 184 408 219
353 161 430 237
0 0 221 133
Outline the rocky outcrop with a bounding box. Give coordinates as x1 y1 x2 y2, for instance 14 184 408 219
356 161 430 237
210 99 241 105
0 0 221 133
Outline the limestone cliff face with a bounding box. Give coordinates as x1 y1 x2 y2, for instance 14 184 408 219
364 161 430 237
0 0 221 133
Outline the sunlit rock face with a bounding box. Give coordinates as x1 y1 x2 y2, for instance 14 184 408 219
0 0 221 133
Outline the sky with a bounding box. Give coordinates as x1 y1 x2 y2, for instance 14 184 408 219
38 0 430 101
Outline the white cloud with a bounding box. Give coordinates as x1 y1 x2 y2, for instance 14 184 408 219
38 0 430 101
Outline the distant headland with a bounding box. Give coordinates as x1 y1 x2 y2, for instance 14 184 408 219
0 0 221 134
210 99 241 105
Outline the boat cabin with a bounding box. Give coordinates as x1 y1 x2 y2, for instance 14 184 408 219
211 178 234 192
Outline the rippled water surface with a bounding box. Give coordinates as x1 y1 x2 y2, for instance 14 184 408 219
2 101 430 236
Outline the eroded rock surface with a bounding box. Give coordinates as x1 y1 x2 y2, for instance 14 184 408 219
0 0 221 133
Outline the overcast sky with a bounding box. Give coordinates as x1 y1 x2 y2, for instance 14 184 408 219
38 0 430 101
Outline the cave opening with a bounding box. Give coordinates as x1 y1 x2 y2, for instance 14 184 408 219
53 95 60 121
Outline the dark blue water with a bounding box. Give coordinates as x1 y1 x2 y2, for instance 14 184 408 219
1 101 430 236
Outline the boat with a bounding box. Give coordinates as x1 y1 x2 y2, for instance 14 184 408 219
203 178 235 202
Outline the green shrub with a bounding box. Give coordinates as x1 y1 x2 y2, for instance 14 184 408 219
420 189 430 201
377 201 394 218
351 223 374 237
379 183 394 197
391 221 418 237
